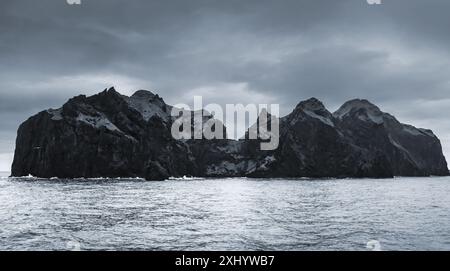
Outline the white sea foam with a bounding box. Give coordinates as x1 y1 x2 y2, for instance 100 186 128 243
169 176 205 181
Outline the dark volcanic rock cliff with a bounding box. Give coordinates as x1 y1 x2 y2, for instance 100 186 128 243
259 98 395 178
12 88 197 180
12 88 448 180
333 99 449 176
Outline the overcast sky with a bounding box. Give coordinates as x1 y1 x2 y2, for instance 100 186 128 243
1 0 450 171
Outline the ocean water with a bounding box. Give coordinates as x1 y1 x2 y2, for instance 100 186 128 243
0 171 449 251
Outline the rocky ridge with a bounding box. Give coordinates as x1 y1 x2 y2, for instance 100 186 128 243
11 88 448 180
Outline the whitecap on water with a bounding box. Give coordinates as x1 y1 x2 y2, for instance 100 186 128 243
169 176 205 181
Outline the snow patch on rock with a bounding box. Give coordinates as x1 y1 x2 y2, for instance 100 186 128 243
125 90 171 122
76 113 121 132
402 125 435 137
303 109 335 127
47 108 63 121
334 99 384 124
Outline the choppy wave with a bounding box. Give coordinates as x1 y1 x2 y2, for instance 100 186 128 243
1 176 450 250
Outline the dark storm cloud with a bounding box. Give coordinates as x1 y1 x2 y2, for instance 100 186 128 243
1 0 450 170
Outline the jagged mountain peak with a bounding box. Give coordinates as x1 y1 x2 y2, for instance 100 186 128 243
289 97 335 127
129 89 166 107
334 98 385 124
125 90 170 122
95 87 121 98
90 86 125 103
107 86 117 92
296 97 327 112
334 99 381 116
131 89 158 98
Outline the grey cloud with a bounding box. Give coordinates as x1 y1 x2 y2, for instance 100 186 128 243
1 0 450 170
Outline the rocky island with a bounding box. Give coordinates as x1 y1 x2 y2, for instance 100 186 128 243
11 87 449 180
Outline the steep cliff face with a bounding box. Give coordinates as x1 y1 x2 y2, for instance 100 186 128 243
263 98 394 178
11 88 448 180
334 99 448 176
12 88 197 180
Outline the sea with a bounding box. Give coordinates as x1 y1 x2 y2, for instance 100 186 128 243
0 171 449 251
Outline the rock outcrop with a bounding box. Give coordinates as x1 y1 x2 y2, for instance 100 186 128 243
11 88 448 180
12 88 197 180
258 98 395 178
333 99 449 176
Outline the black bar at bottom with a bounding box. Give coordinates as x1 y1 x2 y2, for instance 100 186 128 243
0 251 446 270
